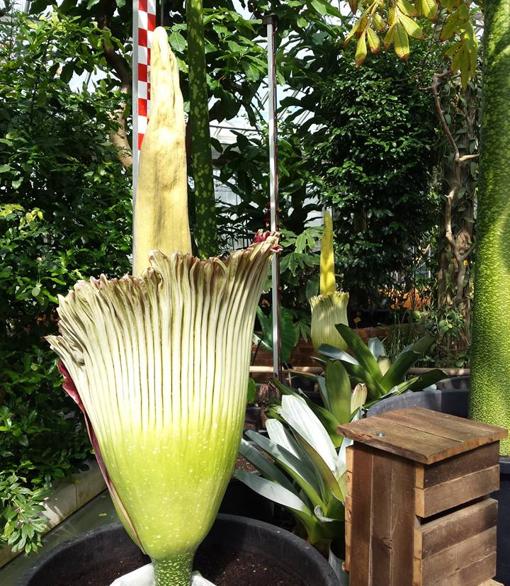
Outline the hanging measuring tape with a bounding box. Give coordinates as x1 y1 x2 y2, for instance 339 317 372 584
132 0 157 192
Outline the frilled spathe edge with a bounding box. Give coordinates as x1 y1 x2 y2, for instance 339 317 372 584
47 233 279 554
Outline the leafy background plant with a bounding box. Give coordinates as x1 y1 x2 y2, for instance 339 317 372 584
0 13 131 553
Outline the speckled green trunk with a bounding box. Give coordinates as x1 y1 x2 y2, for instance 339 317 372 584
471 0 510 454
186 0 218 258
153 554 193 586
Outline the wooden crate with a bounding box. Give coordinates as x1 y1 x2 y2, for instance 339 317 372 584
339 407 507 586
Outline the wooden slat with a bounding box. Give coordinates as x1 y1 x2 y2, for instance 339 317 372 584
338 407 507 464
389 456 417 586
431 552 497 586
370 451 393 584
416 465 499 518
338 415 462 465
382 408 507 444
416 443 500 488
344 446 353 573
420 499 497 557
349 446 373 586
422 527 496 584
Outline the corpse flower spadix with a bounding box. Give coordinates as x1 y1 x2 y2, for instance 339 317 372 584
310 211 349 351
47 239 276 584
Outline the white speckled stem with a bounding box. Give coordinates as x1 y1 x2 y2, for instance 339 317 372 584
153 554 193 586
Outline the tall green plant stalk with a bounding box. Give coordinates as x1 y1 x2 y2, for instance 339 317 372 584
186 0 218 258
471 0 510 455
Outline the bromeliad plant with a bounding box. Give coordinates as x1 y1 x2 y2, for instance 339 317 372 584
47 27 277 586
236 208 445 566
235 386 365 555
319 326 446 403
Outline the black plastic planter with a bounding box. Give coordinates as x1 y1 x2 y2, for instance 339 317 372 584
366 376 470 418
367 376 510 585
21 514 338 586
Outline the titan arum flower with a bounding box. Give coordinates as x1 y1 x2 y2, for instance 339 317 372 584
47 27 278 586
309 211 349 351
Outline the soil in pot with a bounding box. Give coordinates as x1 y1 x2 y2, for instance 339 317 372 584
36 547 297 586
25 515 337 586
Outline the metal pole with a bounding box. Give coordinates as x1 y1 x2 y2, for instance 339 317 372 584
264 14 281 380
160 0 165 26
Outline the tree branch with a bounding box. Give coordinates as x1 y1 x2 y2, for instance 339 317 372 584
458 153 479 163
97 0 132 168
431 70 460 161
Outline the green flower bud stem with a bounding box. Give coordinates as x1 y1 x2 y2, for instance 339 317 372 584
186 0 218 258
153 554 193 586
471 0 510 455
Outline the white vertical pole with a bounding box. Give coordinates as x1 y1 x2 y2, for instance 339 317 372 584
264 14 281 380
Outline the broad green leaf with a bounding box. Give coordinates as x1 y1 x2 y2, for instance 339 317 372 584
394 23 410 60
417 0 438 19
280 395 338 473
366 27 381 53
255 307 299 364
355 31 368 66
248 423 322 497
325 361 352 425
247 378 256 404
238 439 295 493
169 31 186 53
279 396 344 501
265 418 302 457
384 24 396 49
246 427 324 509
399 13 424 39
336 325 381 377
335 325 386 397
234 469 321 539
405 368 446 391
381 334 434 391
397 0 417 16
234 470 313 517
318 344 359 366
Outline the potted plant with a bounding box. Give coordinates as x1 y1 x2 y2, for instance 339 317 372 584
234 212 444 581
22 28 336 586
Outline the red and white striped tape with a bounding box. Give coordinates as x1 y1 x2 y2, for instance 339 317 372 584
135 0 157 152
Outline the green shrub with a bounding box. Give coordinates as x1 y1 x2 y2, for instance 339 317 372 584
0 13 131 553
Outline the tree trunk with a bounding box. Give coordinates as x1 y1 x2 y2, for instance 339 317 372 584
471 0 510 454
186 0 218 257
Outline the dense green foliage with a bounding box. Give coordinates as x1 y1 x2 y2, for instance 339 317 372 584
289 46 441 305
221 37 442 309
0 13 131 552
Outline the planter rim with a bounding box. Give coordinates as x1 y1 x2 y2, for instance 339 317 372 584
21 513 338 586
